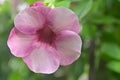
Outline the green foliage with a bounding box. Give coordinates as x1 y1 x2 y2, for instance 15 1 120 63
55 0 71 8
101 43 120 60
81 24 97 39
26 0 38 4
107 61 120 73
8 72 23 80
68 56 86 80
71 0 93 20
90 16 119 24
7 58 29 80
44 0 55 8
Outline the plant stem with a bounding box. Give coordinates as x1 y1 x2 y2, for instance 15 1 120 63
89 39 96 80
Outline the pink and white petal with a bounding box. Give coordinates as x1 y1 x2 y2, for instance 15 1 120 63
14 7 45 34
48 7 81 33
23 46 60 74
7 28 34 57
55 30 82 65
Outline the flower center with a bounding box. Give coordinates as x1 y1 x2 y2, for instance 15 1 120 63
37 27 56 44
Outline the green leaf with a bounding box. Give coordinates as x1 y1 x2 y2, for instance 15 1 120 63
101 43 120 60
8 72 22 80
72 0 93 20
68 56 85 80
55 0 71 8
107 61 120 73
26 0 37 4
44 0 55 8
81 24 97 39
0 1 10 13
8 58 29 77
91 16 119 24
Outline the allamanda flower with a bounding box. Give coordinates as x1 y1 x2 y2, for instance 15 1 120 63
7 2 82 74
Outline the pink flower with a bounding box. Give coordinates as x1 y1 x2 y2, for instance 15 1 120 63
7 2 82 74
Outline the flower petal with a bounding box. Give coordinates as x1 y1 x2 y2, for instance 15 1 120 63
32 6 51 18
48 7 81 33
7 28 34 57
14 7 45 34
55 30 82 65
30 1 44 7
23 46 60 74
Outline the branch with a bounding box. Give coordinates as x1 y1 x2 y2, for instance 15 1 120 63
89 39 96 80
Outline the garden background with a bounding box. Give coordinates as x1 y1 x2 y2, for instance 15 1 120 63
0 0 120 80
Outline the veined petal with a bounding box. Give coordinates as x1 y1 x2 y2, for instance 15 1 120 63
32 6 51 18
55 30 82 65
14 7 45 34
7 28 34 57
48 7 81 33
23 45 60 74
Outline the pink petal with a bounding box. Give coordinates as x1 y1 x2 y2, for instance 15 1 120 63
48 7 81 33
55 30 82 65
32 6 51 17
30 1 44 7
23 46 60 74
14 7 45 34
7 28 34 57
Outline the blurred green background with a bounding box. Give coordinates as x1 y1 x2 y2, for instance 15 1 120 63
0 0 120 80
